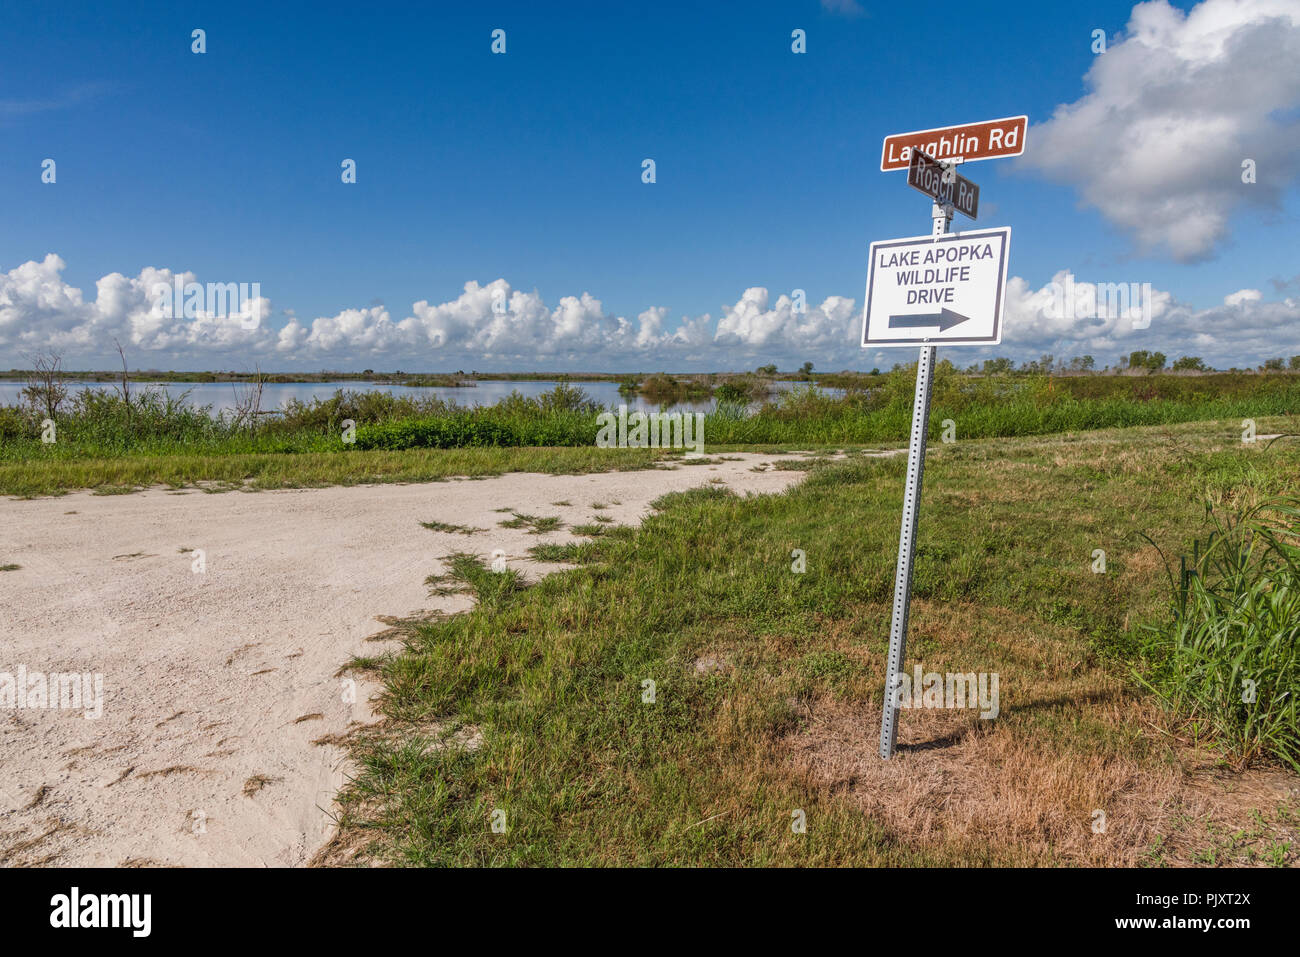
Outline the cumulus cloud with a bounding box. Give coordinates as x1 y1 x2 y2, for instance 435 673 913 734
713 288 858 352
0 257 860 369
1020 0 1300 261
1002 271 1175 347
3 255 1297 371
1223 288 1262 306
1000 270 1299 365
0 254 275 356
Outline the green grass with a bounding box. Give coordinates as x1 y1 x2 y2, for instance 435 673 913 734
527 542 601 564
5 373 1298 496
331 420 1300 866
0 445 673 498
1135 496 1300 771
498 513 563 534
423 552 526 609
420 520 488 535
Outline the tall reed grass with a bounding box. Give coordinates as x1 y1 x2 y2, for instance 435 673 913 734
1137 497 1300 770
2 373 1297 458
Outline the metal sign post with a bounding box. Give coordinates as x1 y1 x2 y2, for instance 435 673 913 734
878 197 952 760
869 118 1022 759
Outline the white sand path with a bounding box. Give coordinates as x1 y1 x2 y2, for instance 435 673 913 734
0 453 816 866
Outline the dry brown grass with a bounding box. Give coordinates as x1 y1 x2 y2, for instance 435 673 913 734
309 796 391 867
244 774 282 795
0 817 93 867
137 764 208 780
786 694 1299 866
774 594 1300 867
788 698 1161 865
1121 544 1165 583
242 774 279 797
22 784 51 811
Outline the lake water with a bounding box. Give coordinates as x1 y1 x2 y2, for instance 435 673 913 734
0 378 837 416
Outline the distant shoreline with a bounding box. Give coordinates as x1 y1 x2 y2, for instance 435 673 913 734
0 370 659 385
0 369 823 384
2 367 1290 385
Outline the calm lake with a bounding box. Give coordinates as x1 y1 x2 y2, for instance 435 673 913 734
0 379 837 416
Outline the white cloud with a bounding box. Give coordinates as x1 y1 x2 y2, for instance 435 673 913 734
1000 270 1299 365
0 255 277 358
3 255 1297 371
1003 272 1175 344
0 257 860 369
1020 0 1300 261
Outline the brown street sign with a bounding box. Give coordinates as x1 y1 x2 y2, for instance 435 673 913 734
881 115 1026 171
907 149 979 219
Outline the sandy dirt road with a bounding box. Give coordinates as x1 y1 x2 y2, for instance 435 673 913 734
0 454 809 866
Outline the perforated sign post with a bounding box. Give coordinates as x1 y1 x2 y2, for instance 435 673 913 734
869 119 1022 759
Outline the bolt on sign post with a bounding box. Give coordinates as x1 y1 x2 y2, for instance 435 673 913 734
867 116 1022 759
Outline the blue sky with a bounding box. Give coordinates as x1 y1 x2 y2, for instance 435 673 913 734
2 0 1298 371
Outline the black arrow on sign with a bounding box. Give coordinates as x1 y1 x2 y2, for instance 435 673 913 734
888 308 971 332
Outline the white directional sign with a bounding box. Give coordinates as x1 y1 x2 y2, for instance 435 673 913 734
861 227 1010 347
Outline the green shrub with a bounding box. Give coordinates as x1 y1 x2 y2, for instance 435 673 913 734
1137 497 1300 771
3 374 1298 458
355 418 520 450
713 382 749 404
